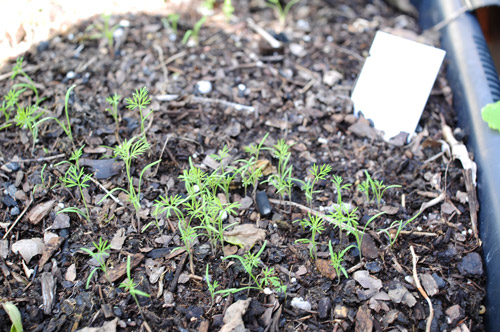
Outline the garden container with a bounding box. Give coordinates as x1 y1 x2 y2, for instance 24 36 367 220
415 0 500 328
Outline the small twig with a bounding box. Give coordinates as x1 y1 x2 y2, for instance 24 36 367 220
14 153 66 163
410 245 434 332
164 50 187 66
419 192 445 214
190 96 255 113
423 151 444 165
331 43 365 63
268 198 358 234
3 199 33 240
90 177 123 206
153 43 169 85
169 252 188 293
246 18 282 49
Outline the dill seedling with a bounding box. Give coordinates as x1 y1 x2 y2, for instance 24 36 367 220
125 87 153 138
81 237 111 289
294 213 325 259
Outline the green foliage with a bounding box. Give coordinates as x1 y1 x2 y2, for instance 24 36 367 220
182 16 207 45
119 255 150 311
300 163 332 207
36 84 77 151
99 135 161 228
165 13 180 34
81 238 111 289
125 87 152 137
15 104 43 151
87 14 120 56
379 212 420 247
205 264 219 304
328 241 355 284
331 174 351 207
294 213 325 259
56 146 92 222
266 0 301 26
481 100 500 133
106 93 121 139
264 139 295 204
358 171 401 206
223 0 235 20
1 301 23 332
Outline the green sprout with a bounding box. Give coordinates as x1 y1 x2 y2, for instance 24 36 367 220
15 104 43 152
331 174 351 207
99 135 161 230
144 194 186 232
87 14 120 56
10 57 40 105
481 100 500 133
205 264 219 304
81 237 111 289
56 146 92 222
223 0 235 20
379 212 420 248
264 139 295 206
294 213 325 259
300 163 332 207
176 218 199 275
36 84 77 151
1 301 23 332
119 255 150 312
125 87 153 138
358 171 401 206
1 88 25 124
165 13 180 34
266 0 301 27
237 133 269 197
328 241 355 284
222 241 266 292
105 93 121 142
182 16 207 45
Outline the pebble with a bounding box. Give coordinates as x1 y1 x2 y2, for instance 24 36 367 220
147 248 171 259
2 195 17 207
318 297 331 319
365 261 382 273
10 206 20 216
237 83 246 97
420 273 439 296
457 252 483 276
256 191 272 216
53 213 70 229
334 304 348 319
291 297 311 311
296 19 310 31
163 291 175 307
388 283 416 307
290 43 306 57
446 304 464 325
432 273 446 288
195 80 212 94
361 234 378 259
37 41 50 53
323 70 343 86
113 306 123 317
6 162 20 172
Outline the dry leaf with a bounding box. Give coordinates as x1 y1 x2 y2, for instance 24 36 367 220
65 263 77 281
220 299 251 332
353 270 382 291
315 259 337 280
224 224 266 250
12 238 44 263
76 317 118 332
110 228 126 250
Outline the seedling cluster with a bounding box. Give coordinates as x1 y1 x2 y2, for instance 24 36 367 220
0 54 420 316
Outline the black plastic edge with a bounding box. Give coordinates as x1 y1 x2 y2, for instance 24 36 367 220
416 0 500 329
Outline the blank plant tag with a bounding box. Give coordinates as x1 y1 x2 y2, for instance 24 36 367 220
351 31 445 142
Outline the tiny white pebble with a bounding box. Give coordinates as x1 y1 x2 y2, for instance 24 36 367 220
196 80 212 94
120 20 130 27
318 137 328 144
462 230 467 236
237 84 246 92
58 203 65 208
468 229 473 235
113 28 124 38
417 226 422 232
193 185 200 193
291 277 297 283
66 71 76 79
192 153 198 159
264 287 273 295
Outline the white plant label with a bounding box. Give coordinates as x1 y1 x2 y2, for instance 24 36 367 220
351 31 446 142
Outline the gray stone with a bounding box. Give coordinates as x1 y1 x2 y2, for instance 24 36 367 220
318 297 331 319
457 252 483 276
53 213 70 229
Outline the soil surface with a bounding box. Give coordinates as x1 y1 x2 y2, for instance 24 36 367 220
0 0 486 331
